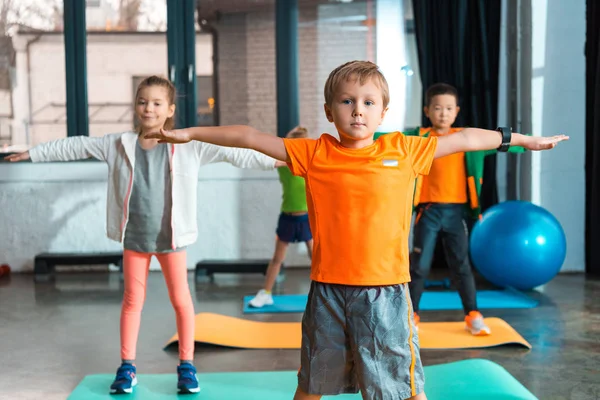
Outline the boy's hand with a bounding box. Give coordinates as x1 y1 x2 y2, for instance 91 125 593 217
4 151 30 162
520 134 569 150
274 160 288 168
145 128 191 144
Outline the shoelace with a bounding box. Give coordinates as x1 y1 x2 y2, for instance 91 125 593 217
178 366 197 384
115 366 135 383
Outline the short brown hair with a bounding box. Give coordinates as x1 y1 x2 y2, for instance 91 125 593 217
425 83 458 106
286 126 309 138
324 61 390 108
135 75 177 131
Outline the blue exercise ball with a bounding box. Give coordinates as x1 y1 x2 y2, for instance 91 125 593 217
469 201 566 290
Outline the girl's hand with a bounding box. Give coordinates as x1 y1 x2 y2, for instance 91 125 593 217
145 128 192 144
4 151 30 162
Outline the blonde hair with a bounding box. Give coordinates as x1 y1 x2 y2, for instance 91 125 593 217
324 61 390 108
286 126 309 139
135 75 177 131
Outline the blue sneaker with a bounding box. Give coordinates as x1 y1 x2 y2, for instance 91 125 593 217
177 363 200 394
110 363 137 394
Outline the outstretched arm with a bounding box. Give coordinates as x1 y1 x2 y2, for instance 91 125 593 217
145 126 289 162
4 151 30 162
4 136 110 162
435 128 568 159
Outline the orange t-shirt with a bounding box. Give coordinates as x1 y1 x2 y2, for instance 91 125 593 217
419 128 467 204
283 132 438 286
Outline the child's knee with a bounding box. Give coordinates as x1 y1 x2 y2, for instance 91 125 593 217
122 289 146 311
272 255 286 265
169 291 193 310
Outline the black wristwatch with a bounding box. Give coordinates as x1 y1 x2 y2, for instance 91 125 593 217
496 127 512 152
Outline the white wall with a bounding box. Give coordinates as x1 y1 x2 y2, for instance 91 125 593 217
0 89 10 116
528 0 585 271
0 89 11 146
0 162 311 272
376 0 407 132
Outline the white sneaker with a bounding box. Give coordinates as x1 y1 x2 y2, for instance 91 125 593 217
248 289 274 308
465 311 492 336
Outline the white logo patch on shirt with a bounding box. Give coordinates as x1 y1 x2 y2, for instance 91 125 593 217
382 159 399 167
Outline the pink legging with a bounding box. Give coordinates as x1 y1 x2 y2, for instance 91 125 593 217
121 249 195 361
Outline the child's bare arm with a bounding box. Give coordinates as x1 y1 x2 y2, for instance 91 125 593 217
146 126 289 162
434 127 568 159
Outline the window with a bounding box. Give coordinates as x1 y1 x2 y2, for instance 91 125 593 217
87 1 168 137
197 75 215 126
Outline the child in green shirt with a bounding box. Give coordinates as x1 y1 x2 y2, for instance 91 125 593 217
249 127 313 308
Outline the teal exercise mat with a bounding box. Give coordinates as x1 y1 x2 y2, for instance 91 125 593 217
243 288 538 314
68 359 537 400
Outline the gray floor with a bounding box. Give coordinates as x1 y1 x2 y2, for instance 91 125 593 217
0 268 599 400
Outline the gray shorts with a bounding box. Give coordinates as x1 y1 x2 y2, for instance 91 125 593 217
298 281 424 400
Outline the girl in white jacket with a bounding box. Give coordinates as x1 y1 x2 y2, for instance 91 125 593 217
5 75 279 395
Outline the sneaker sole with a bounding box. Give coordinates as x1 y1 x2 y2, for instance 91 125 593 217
465 326 492 336
248 301 274 308
110 377 137 394
179 387 201 394
178 373 201 394
110 389 133 395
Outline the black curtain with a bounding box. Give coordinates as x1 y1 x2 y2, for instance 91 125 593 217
585 0 600 276
411 0 501 271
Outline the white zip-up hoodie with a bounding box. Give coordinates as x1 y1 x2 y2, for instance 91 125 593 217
29 131 277 249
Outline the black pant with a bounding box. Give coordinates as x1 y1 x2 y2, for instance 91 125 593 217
409 203 478 315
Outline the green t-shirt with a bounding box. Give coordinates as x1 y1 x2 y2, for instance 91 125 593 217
278 167 308 213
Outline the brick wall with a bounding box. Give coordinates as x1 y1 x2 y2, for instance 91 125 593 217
215 14 249 126
215 1 372 139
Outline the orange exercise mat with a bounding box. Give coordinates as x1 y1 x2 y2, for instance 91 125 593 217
164 313 531 350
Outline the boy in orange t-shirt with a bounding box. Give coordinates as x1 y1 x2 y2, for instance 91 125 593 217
146 61 567 400
409 83 489 336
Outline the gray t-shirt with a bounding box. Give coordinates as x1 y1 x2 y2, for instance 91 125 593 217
123 142 176 253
